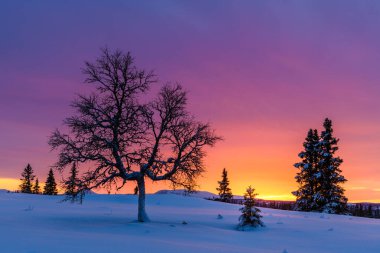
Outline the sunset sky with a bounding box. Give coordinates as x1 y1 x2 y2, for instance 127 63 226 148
1 0 380 202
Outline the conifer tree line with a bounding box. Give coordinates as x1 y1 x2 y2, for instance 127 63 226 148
293 118 348 214
348 204 380 219
19 164 58 195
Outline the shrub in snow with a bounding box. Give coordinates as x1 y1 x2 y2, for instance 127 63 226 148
238 186 264 229
24 205 34 211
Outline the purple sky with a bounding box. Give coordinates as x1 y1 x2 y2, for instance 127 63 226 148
1 1 380 200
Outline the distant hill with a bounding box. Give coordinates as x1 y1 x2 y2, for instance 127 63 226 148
155 189 218 199
154 189 250 200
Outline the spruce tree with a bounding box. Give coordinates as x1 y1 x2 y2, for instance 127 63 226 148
238 185 264 229
32 178 41 194
293 129 320 211
317 118 348 214
293 118 348 214
64 163 78 197
19 164 35 193
216 168 233 202
44 168 58 195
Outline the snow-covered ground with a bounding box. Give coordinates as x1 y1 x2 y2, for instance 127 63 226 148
1 191 379 253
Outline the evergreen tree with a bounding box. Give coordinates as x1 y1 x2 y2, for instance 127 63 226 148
238 185 264 229
32 178 41 194
64 163 78 196
317 118 348 214
293 118 348 214
44 169 58 195
19 164 35 193
293 129 320 211
216 168 233 202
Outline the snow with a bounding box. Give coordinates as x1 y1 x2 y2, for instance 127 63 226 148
1 191 379 253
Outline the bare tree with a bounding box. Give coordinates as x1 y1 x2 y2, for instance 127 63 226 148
49 48 221 222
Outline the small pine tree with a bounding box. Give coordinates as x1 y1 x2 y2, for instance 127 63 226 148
293 129 320 211
32 178 41 194
317 118 348 214
44 169 58 195
65 163 78 197
238 185 264 229
216 168 233 202
19 164 35 193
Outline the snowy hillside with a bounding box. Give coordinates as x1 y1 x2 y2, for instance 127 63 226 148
154 189 245 200
0 191 379 253
155 189 218 199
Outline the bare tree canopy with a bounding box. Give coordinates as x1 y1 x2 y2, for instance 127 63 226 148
49 48 221 222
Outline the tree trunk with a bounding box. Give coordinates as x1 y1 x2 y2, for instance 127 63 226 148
137 176 150 222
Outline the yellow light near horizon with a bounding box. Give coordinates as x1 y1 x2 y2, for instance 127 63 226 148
0 178 20 191
259 194 296 201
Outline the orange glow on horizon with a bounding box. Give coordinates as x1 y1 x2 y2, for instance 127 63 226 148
1 117 379 203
